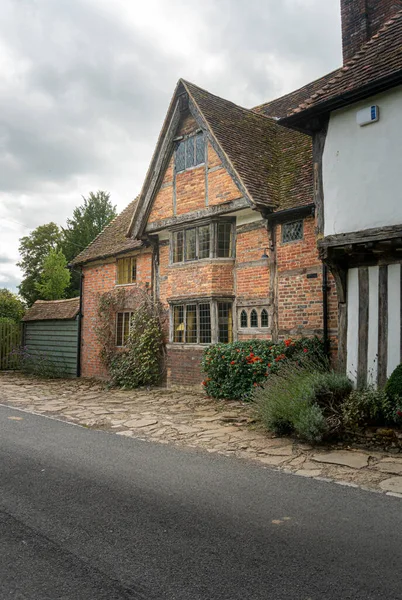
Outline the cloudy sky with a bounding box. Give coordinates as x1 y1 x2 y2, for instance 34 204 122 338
0 0 342 292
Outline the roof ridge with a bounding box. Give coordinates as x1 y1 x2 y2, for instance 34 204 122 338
181 79 273 123
70 196 139 265
290 8 402 114
35 297 80 304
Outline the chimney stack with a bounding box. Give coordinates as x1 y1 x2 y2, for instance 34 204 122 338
341 0 402 63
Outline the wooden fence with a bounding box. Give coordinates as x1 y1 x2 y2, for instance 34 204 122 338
0 322 22 370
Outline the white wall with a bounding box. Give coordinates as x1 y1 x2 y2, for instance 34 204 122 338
323 86 402 236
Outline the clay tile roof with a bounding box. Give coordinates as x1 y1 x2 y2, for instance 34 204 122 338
252 69 341 118
23 297 80 321
182 80 280 208
69 197 143 267
285 10 402 120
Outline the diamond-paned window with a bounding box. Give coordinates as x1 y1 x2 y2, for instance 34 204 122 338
175 133 205 172
261 309 269 328
282 220 303 244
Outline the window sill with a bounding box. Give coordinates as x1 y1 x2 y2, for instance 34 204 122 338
175 162 205 175
114 282 138 287
167 343 211 349
169 258 235 268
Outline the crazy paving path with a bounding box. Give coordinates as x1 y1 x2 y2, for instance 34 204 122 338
1 371 402 497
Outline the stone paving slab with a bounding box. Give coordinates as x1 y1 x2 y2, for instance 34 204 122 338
1 371 402 496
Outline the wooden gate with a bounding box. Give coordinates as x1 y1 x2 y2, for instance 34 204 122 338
0 322 22 370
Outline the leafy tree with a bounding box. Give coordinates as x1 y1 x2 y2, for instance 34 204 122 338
62 191 117 296
0 288 26 322
35 249 71 300
18 223 62 306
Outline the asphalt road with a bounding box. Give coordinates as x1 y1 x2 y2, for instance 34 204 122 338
1 404 402 600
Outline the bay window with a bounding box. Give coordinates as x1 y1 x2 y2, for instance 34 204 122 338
171 220 234 264
171 300 232 344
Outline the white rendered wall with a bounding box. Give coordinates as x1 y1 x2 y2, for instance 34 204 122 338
323 86 402 237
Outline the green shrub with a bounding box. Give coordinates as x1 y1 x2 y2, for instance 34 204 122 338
109 300 164 389
253 359 328 443
293 403 328 444
202 337 325 400
342 387 394 429
385 364 402 402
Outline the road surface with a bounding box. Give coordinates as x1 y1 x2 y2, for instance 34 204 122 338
1 404 401 599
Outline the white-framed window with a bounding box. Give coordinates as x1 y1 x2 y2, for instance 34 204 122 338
171 299 233 344
116 312 133 346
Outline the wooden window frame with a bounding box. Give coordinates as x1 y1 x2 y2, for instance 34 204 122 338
116 311 133 347
175 132 205 173
170 219 235 265
169 298 233 345
116 257 137 285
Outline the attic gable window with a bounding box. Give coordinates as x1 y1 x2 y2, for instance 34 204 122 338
175 133 205 172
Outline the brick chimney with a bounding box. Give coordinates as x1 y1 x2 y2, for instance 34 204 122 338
341 0 402 63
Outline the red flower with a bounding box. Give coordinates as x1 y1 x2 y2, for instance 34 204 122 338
267 363 271 368
303 348 308 353
397 410 402 417
253 383 258 387
230 360 236 365
285 339 292 347
222 355 225 359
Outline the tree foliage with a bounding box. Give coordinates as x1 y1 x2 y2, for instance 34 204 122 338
62 191 117 296
17 223 62 306
0 288 26 322
35 249 71 300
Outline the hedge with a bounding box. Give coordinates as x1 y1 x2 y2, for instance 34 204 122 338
201 337 325 400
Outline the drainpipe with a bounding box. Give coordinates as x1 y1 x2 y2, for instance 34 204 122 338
76 269 84 377
322 263 329 357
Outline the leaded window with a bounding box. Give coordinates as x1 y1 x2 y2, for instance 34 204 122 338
171 300 231 344
218 302 233 343
238 307 269 329
282 220 303 244
240 310 248 328
117 257 137 285
116 312 133 346
250 309 258 328
171 221 233 263
175 133 205 172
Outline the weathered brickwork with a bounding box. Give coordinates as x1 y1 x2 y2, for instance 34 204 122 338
341 0 402 62
208 145 242 206
167 345 204 387
80 252 153 379
158 244 234 305
176 167 205 215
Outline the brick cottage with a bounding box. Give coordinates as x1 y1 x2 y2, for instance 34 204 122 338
71 77 339 386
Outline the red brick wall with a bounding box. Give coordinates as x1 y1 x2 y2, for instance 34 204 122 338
148 117 242 225
80 252 153 379
341 0 402 62
167 346 204 387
